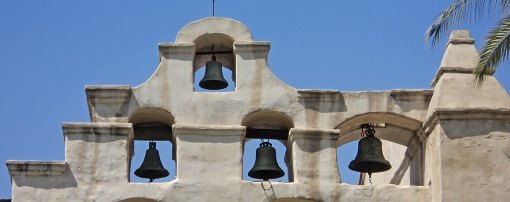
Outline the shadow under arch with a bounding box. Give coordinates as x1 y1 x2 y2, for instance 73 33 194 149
336 112 422 146
241 109 294 140
193 33 235 73
128 107 175 141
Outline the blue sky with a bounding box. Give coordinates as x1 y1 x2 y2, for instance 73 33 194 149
1 1 509 198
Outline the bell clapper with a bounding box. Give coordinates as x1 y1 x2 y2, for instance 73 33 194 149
148 141 155 183
368 172 373 186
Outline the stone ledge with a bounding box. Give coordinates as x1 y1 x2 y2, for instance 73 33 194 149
234 41 270 53
447 30 475 45
172 124 246 136
298 89 340 93
431 67 475 87
112 181 429 202
390 89 433 101
424 108 510 135
448 38 475 45
62 122 133 137
289 128 340 140
242 181 429 201
298 90 342 102
158 43 195 55
85 86 132 123
85 85 131 99
85 85 131 90
6 161 67 176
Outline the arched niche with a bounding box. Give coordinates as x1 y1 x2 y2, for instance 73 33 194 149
128 108 176 183
176 17 254 88
193 33 235 73
119 198 158 202
336 112 422 146
241 109 294 182
129 108 174 141
335 112 424 186
192 33 236 88
241 109 294 140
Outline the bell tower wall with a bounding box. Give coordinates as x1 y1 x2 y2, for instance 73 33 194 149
6 18 510 202
424 30 510 202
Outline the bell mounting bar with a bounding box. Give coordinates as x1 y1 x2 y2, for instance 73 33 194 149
245 128 289 140
195 51 233 55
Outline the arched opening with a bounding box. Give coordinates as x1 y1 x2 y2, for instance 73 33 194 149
337 140 359 184
241 109 294 182
128 108 175 183
336 112 424 186
193 33 236 92
120 198 158 202
272 197 319 202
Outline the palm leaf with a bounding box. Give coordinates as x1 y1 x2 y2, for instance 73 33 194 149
426 0 496 46
427 0 473 46
501 0 510 12
474 14 510 84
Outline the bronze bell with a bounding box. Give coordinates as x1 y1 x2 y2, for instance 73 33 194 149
199 55 228 90
248 142 285 180
134 142 169 182
348 124 391 178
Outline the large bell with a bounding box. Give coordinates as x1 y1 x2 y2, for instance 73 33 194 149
199 55 228 90
248 142 285 180
348 127 391 177
134 142 169 182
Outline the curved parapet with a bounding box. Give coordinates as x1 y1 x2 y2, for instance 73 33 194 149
124 17 300 127
85 17 435 128
176 17 253 43
175 17 253 72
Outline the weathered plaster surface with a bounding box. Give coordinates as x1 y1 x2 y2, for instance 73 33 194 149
7 19 510 201
438 119 510 201
422 30 510 202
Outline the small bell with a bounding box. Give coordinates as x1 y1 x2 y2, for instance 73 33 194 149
199 55 228 90
348 124 391 179
248 142 285 180
134 142 169 182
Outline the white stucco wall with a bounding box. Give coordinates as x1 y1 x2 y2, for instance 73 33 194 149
7 19 510 202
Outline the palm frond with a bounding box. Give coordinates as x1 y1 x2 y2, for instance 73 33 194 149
501 0 510 12
426 0 489 46
426 0 468 46
475 14 510 84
